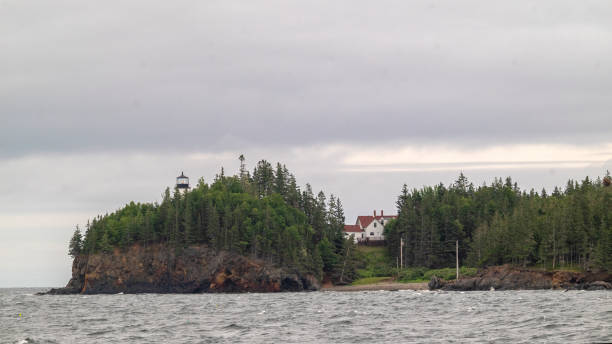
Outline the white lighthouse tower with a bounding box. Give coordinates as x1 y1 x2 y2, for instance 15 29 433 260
176 171 190 193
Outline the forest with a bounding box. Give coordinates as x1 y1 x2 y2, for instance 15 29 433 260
68 156 358 283
384 172 612 271
68 156 612 283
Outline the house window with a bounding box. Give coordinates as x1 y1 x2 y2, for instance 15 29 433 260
381 219 384 225
374 222 377 228
370 232 375 236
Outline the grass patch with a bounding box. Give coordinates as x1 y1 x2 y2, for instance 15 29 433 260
351 245 478 283
356 246 388 254
351 276 392 286
398 267 478 282
354 246 395 278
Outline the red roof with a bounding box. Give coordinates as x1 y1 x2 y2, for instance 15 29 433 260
356 215 397 228
343 224 362 233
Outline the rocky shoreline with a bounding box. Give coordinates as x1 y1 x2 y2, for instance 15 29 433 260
44 247 611 295
44 244 319 294
428 265 612 291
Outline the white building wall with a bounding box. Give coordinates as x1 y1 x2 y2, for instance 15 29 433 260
364 220 385 240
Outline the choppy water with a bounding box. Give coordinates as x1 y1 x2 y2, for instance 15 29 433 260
1 288 610 343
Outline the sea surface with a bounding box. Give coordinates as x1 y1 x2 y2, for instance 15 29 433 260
1 288 610 343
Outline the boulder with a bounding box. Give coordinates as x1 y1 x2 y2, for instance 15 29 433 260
585 281 612 290
428 275 445 290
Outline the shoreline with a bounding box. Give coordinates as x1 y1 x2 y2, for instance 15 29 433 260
321 282 427 292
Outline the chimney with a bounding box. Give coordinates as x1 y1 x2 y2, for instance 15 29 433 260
373 210 376 217
381 210 384 217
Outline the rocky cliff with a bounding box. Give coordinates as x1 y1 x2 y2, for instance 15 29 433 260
46 244 320 294
429 265 612 291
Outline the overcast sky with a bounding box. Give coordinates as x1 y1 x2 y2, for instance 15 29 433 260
1 0 611 287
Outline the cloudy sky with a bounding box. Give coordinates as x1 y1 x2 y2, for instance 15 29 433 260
1 0 611 287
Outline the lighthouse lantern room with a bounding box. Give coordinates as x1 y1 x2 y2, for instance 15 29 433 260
176 171 189 192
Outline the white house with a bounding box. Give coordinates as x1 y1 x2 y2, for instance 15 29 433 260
343 210 397 243
343 224 364 243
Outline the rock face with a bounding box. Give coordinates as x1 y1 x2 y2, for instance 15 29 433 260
45 244 320 294
428 275 444 290
429 265 611 291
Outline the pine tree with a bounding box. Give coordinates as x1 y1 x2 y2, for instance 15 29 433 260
100 231 112 253
274 163 286 196
68 225 83 258
286 173 300 207
208 206 221 250
182 195 195 247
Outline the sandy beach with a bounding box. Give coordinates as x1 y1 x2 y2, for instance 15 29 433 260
321 282 427 292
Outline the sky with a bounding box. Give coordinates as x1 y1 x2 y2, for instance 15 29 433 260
1 0 611 287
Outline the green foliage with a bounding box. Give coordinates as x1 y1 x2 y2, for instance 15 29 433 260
354 246 395 278
318 238 338 273
74 157 355 282
424 267 477 281
68 226 83 258
397 267 428 281
99 232 112 253
398 267 477 282
387 173 612 271
351 277 391 285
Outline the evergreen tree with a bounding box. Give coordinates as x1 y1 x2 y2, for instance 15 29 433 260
68 225 83 258
273 163 286 196
182 195 195 246
99 231 112 253
389 172 612 270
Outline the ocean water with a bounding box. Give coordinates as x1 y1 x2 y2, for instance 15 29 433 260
1 288 610 343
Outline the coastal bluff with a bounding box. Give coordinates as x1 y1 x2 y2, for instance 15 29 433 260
45 244 320 294
429 265 612 291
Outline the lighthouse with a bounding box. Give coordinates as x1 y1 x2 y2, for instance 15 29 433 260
176 171 189 193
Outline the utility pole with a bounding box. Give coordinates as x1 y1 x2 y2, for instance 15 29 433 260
396 256 399 278
400 236 404 269
456 240 459 280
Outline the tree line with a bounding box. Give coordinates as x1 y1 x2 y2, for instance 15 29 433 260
69 156 358 283
384 172 612 271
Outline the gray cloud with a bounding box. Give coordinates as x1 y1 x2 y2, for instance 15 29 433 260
2 1 612 158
